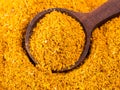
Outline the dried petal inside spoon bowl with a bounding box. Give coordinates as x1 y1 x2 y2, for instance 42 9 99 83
29 11 85 71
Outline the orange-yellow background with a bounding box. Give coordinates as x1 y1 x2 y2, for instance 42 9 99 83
0 0 120 89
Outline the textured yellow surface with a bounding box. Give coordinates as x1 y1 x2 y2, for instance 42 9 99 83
0 0 120 90
30 11 85 71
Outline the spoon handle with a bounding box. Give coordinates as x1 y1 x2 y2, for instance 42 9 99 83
82 0 120 32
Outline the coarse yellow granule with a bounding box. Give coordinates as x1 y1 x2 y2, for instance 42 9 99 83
30 11 85 71
0 0 120 90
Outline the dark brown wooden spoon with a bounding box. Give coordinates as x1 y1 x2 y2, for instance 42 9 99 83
25 0 120 73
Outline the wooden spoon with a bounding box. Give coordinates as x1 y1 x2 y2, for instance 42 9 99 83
25 0 120 73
